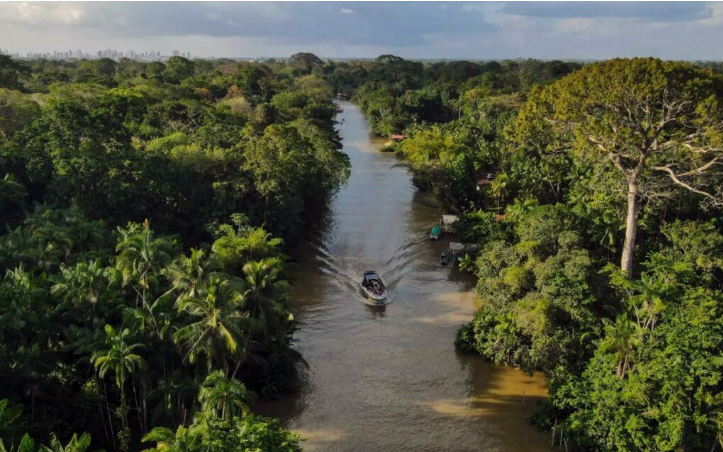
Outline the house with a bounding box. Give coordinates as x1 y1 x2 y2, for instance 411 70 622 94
449 242 465 258
391 134 405 141
441 214 458 232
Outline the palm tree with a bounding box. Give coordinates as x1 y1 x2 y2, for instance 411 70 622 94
39 434 92 452
211 226 282 274
198 371 253 420
116 221 176 297
489 173 508 214
173 276 255 374
600 314 642 379
142 426 197 452
241 258 289 332
163 248 213 303
92 324 147 430
116 221 176 335
147 369 199 426
51 259 121 328
0 434 34 452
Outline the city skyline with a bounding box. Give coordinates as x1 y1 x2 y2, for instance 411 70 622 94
1 47 191 61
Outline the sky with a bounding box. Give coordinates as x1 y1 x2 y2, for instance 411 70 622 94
1 1 723 60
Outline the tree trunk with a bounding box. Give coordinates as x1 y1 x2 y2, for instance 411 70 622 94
620 182 639 279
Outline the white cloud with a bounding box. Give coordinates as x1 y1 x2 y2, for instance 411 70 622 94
700 2 723 26
0 2 87 26
339 8 356 15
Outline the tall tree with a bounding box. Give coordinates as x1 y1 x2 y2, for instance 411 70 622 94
516 58 723 277
92 325 146 430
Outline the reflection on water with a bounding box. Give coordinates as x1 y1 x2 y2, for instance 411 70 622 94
256 101 550 452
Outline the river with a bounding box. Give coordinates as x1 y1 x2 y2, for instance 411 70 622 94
257 100 550 452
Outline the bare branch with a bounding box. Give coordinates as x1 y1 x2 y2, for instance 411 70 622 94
651 164 723 205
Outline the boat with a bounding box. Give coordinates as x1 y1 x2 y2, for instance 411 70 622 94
440 252 449 266
430 226 441 240
360 271 387 302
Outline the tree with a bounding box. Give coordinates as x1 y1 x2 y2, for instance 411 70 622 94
91 324 147 430
0 89 41 145
242 258 288 333
173 275 254 374
39 434 92 452
116 221 176 333
516 58 723 278
164 57 195 84
142 426 197 452
163 248 214 303
287 53 323 75
212 226 282 275
198 371 252 420
0 55 30 90
599 314 642 378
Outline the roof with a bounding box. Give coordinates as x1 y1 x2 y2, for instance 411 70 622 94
477 179 491 186
494 214 506 222
449 242 465 251
391 134 405 140
442 215 458 224
364 271 380 280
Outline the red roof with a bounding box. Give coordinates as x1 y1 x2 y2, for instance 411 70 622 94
391 134 405 140
494 214 506 222
477 179 491 186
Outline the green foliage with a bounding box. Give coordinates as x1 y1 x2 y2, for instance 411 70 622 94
0 54 342 451
0 208 300 450
142 414 301 452
0 56 30 90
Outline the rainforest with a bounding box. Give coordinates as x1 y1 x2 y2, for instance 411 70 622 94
2 51 723 452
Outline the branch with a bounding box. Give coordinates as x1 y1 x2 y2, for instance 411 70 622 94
651 163 723 205
676 157 722 177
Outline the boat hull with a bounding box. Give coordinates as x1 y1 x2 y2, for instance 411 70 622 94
360 283 387 302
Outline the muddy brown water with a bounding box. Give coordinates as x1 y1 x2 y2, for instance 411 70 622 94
256 101 550 452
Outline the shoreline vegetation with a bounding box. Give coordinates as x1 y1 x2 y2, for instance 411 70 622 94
2 52 723 452
0 52 348 452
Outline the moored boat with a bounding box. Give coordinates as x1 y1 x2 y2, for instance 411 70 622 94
360 271 387 302
430 225 441 240
440 252 449 266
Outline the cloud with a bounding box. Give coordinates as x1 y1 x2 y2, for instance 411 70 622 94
0 2 88 25
501 1 713 22
0 2 493 48
1 1 723 60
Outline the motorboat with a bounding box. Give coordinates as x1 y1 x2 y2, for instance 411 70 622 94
360 271 387 302
440 252 449 266
430 226 441 240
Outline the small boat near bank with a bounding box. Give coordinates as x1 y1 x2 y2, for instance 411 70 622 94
360 271 387 302
430 225 441 240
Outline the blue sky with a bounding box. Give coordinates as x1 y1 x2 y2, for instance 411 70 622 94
1 1 722 60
